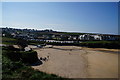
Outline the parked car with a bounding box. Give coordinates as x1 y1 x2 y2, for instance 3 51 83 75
37 45 43 48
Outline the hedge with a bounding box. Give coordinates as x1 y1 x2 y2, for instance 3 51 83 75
80 41 120 49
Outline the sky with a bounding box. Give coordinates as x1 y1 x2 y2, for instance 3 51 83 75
1 0 120 2
2 2 118 34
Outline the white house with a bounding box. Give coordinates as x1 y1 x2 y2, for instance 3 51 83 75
79 34 102 41
11 33 17 37
79 34 91 40
91 35 102 40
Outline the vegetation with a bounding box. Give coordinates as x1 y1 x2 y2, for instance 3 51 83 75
47 41 120 49
46 42 79 46
2 46 38 64
17 38 28 51
81 41 114 43
2 37 71 79
80 41 120 49
61 32 85 35
2 37 44 46
2 37 18 45
2 46 70 80
20 51 38 64
27 40 45 45
2 37 120 49
61 32 96 35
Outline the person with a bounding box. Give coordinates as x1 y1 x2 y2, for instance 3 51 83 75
43 57 47 61
47 56 49 60
40 57 42 60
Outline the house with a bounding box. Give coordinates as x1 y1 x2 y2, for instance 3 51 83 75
11 33 17 37
91 35 102 40
15 34 29 39
79 34 101 41
43 34 53 40
68 35 79 41
60 34 69 40
101 35 120 41
79 34 91 41
2 34 5 37
25 47 32 51
52 34 61 40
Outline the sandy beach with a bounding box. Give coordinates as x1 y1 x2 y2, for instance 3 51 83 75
30 45 118 78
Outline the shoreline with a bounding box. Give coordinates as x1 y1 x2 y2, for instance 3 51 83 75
31 45 118 78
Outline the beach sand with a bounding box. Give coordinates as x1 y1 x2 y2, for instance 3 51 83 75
31 45 118 78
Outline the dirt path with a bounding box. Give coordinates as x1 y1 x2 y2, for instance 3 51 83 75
31 46 118 78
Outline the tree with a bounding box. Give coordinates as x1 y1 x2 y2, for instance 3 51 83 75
17 39 28 51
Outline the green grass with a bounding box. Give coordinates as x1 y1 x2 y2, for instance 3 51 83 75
2 37 16 41
81 41 112 43
80 40 120 49
2 37 18 45
81 40 120 44
2 36 45 46
28 41 45 45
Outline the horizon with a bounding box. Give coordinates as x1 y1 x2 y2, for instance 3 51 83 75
1 26 119 35
2 2 118 35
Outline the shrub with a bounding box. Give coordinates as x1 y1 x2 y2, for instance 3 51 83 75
2 50 21 61
7 51 21 61
2 56 24 75
2 46 39 64
17 39 28 51
3 45 20 51
80 41 120 49
20 51 38 64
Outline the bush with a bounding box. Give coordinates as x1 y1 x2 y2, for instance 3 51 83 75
46 42 80 46
2 46 39 63
2 56 24 76
3 45 20 51
80 41 120 49
6 51 21 61
20 51 38 64
28 40 45 45
17 39 28 51
2 49 21 61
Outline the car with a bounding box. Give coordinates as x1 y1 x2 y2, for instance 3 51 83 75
37 45 43 48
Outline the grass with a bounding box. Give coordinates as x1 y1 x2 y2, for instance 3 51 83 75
28 40 45 45
2 37 18 45
2 37 37 45
81 41 113 43
80 40 120 49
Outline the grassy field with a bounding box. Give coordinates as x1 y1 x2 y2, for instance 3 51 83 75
2 37 45 45
2 37 18 45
